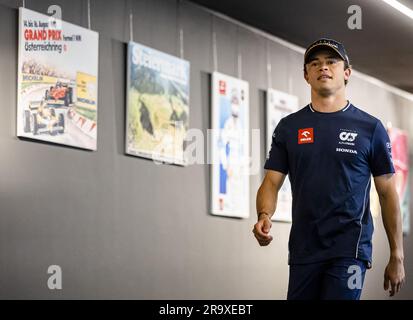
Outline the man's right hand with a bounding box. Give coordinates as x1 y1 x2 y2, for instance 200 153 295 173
252 214 273 246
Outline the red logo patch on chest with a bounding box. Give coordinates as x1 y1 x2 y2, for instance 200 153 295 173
298 128 314 144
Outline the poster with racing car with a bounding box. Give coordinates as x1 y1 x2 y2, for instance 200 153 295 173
266 89 298 223
17 7 99 150
126 41 190 165
387 126 410 235
211 72 249 218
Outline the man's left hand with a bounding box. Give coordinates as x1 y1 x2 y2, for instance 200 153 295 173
384 256 405 297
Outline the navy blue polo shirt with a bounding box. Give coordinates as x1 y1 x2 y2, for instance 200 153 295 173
264 102 395 267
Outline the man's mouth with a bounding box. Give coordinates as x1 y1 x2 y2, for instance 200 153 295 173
318 75 332 80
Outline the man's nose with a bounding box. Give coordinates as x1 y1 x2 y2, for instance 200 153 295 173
319 63 329 70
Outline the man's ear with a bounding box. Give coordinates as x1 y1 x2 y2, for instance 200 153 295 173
344 66 352 81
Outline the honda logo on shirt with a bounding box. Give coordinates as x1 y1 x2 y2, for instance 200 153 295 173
298 128 314 144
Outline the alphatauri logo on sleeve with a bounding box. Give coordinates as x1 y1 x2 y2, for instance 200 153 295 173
298 128 314 144
386 142 393 160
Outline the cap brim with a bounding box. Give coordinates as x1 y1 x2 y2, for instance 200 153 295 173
305 44 347 64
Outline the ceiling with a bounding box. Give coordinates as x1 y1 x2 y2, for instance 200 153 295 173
189 0 413 94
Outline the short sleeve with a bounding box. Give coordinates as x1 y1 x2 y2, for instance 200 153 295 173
369 121 395 177
264 119 289 174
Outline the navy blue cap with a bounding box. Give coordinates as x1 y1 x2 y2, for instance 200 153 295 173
304 38 350 66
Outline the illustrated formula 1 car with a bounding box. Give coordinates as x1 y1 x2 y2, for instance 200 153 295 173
44 81 73 106
23 101 66 136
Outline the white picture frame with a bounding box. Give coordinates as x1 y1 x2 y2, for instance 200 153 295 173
211 72 250 218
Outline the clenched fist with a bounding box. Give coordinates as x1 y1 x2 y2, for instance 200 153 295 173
252 213 273 246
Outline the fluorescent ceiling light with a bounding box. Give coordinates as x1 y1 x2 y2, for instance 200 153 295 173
380 0 413 20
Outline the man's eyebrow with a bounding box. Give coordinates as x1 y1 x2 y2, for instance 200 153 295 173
307 55 339 63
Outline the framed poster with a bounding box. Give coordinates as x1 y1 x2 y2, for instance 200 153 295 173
388 126 410 235
126 41 190 165
266 89 298 222
17 8 99 150
211 72 249 218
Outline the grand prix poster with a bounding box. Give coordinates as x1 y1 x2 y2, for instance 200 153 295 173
266 89 298 222
126 41 190 165
211 72 249 218
388 126 410 235
17 8 99 150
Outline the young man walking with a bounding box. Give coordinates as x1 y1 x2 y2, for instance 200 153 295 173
253 38 405 300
